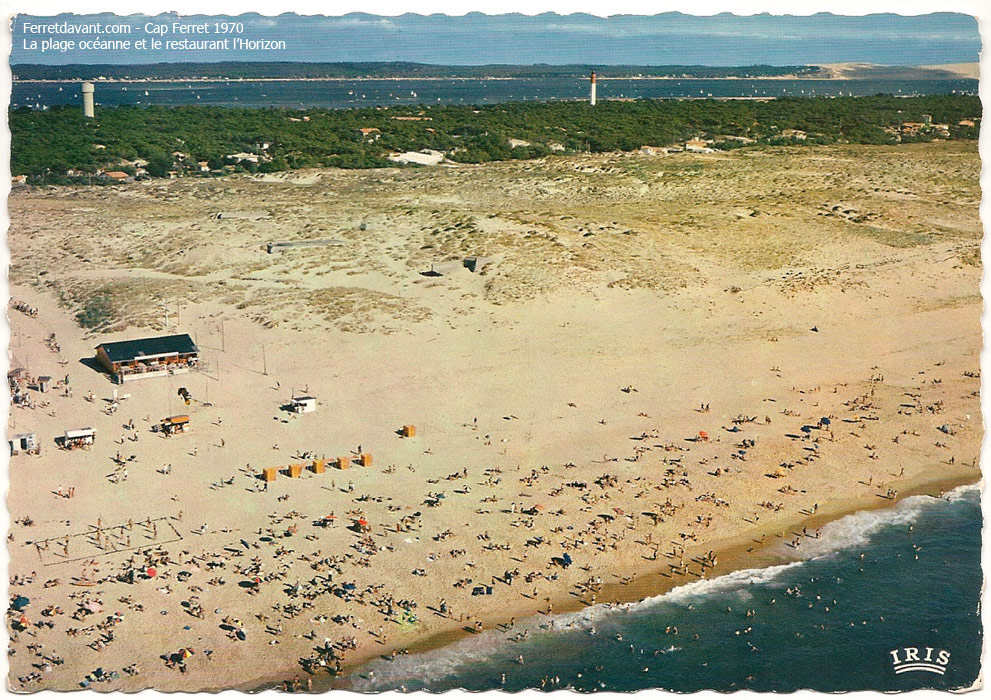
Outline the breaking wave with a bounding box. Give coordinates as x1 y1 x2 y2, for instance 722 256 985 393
779 481 980 560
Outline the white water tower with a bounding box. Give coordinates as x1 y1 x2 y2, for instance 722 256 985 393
82 82 95 118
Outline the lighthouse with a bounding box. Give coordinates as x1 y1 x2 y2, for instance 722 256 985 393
82 82 95 118
590 71 597 106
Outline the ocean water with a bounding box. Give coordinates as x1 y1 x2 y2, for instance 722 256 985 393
10 77 978 110
348 483 982 692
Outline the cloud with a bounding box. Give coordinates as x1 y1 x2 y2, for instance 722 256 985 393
536 19 971 43
323 17 398 30
541 23 804 40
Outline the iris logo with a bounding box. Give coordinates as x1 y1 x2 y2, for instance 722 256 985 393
889 646 950 675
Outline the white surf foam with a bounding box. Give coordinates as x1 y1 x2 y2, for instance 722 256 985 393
351 560 807 690
349 626 520 691
781 481 979 560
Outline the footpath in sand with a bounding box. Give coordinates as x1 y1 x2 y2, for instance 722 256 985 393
5 142 983 691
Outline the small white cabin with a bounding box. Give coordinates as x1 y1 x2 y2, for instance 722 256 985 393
291 396 317 414
9 432 37 455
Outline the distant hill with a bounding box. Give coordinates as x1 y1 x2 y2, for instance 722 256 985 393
11 62 825 81
919 63 980 80
818 63 979 80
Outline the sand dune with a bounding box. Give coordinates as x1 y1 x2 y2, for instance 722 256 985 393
6 142 982 691
819 62 979 80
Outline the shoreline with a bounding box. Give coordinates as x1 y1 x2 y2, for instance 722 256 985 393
245 469 980 692
11 72 978 85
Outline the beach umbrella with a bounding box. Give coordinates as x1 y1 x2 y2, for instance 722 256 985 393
820 417 831 426
86 601 102 613
357 518 369 528
11 596 30 611
146 567 157 578
698 431 708 440
534 504 546 511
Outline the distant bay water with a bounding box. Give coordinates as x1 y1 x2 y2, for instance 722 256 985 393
11 76 978 110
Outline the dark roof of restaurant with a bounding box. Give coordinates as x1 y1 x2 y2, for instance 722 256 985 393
97 334 198 363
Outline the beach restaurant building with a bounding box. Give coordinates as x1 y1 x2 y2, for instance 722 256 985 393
95 334 200 383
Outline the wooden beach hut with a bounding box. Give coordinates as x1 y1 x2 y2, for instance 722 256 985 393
95 334 200 384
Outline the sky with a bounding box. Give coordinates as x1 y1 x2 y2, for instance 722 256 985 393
10 12 982 66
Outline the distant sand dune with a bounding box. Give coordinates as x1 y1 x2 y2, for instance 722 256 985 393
919 63 980 80
819 62 979 80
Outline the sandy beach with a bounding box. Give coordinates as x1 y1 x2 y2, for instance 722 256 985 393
6 142 982 691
